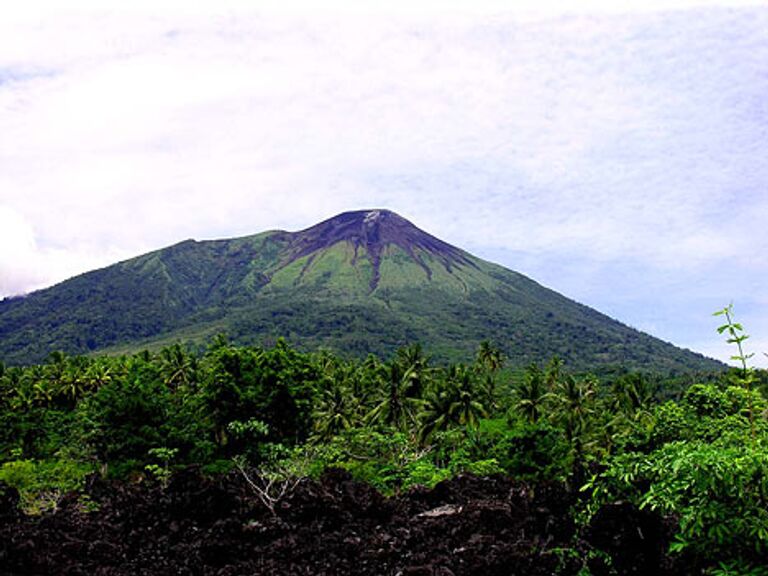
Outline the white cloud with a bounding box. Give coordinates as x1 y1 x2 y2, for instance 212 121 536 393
0 205 129 296
3 8 765 261
0 206 38 295
0 3 766 362
2 0 764 20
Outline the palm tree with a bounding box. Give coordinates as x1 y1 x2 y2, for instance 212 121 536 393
545 357 564 391
550 374 596 442
476 340 504 374
160 343 197 390
446 365 487 428
45 351 68 397
419 383 454 441
84 361 113 392
367 354 426 433
609 373 656 420
60 355 92 406
311 379 359 442
515 363 549 423
550 374 598 489
366 344 432 432
600 373 657 455
396 343 430 398
476 340 505 412
0 364 14 408
308 352 363 441
10 366 41 410
420 365 487 441
32 377 54 407
42 351 91 408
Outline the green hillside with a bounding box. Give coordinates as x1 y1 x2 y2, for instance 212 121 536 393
0 210 722 371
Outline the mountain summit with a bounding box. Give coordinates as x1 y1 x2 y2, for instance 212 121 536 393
282 210 474 290
0 210 721 371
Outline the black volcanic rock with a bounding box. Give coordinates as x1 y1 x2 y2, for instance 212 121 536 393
0 471 692 576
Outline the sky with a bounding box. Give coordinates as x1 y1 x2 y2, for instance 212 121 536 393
1 0 767 367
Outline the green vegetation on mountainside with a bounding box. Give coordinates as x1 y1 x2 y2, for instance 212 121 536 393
0 210 722 372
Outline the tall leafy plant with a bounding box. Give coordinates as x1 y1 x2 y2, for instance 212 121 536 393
714 304 757 441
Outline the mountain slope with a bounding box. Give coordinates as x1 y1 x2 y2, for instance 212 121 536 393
0 210 721 371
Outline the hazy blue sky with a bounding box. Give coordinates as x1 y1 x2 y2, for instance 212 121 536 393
1 1 766 366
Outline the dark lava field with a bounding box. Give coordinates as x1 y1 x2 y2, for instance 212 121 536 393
1 469 693 576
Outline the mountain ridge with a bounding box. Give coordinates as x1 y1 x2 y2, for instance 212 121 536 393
0 210 723 371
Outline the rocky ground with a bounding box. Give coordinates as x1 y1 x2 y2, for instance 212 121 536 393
0 469 693 575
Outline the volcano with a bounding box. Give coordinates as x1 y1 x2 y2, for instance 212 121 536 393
283 210 475 290
0 210 720 371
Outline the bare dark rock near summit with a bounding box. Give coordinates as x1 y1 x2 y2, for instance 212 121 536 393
284 209 476 290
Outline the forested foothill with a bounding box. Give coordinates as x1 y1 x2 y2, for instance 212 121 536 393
1 309 767 574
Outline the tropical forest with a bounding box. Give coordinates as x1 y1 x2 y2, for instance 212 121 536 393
2 303 767 575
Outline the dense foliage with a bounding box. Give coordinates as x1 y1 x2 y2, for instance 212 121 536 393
1 327 766 573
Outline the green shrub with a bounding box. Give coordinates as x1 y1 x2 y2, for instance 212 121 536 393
491 420 570 481
0 458 93 514
402 459 451 490
587 439 768 570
